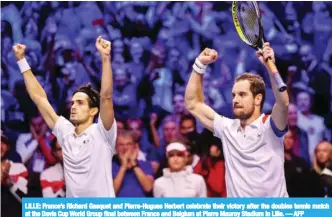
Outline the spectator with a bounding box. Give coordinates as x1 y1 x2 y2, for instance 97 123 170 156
296 90 330 162
1 133 28 217
153 142 207 197
308 141 332 197
179 114 203 155
127 118 156 162
112 131 154 197
288 103 310 165
194 137 227 197
283 131 310 197
40 138 65 197
113 67 137 120
16 114 56 173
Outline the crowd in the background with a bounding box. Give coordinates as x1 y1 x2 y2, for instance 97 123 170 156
1 1 332 215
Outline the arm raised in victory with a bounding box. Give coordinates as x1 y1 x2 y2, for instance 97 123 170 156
185 48 219 132
13 44 59 130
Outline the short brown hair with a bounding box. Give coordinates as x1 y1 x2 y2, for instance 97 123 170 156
116 130 136 143
235 73 266 110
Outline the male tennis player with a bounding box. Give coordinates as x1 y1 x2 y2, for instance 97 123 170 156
13 36 117 197
185 42 289 197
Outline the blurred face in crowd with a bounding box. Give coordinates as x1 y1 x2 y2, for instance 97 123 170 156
61 62 76 84
315 142 332 166
117 121 125 134
1 139 9 158
283 131 294 152
52 141 63 162
116 134 137 156
167 150 187 172
114 68 128 88
168 48 180 65
25 19 38 40
210 144 221 157
180 119 195 135
127 120 143 142
163 120 178 143
300 45 315 68
313 2 327 13
173 94 185 115
232 80 257 120
113 39 124 54
70 92 97 125
288 104 298 128
30 115 46 134
296 92 311 114
130 42 143 61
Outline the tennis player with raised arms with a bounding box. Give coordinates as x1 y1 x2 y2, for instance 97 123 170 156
12 36 117 197
185 42 289 197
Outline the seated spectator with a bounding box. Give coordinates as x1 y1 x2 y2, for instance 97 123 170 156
185 143 200 169
16 113 57 172
283 131 310 197
153 142 207 197
179 114 204 155
112 131 154 197
320 142 332 197
127 118 156 162
16 113 56 197
1 133 28 217
194 137 226 197
307 141 332 197
150 115 179 161
113 67 137 120
296 90 330 162
40 138 65 197
288 104 310 165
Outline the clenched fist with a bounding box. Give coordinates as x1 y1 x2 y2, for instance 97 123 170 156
12 43 26 61
198 48 218 65
95 36 111 57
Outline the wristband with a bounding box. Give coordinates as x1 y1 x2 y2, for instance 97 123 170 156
17 58 31 73
192 58 207 75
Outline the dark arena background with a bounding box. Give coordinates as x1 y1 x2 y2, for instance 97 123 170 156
1 1 332 217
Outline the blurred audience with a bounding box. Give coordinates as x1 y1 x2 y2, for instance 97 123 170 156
1 1 332 201
153 142 207 197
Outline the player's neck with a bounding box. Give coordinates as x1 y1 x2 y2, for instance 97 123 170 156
75 120 93 135
240 110 261 129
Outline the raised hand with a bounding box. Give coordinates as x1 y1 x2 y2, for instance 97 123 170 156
150 113 158 127
119 150 130 169
197 48 218 65
256 42 275 66
12 43 26 61
129 148 139 166
95 36 111 57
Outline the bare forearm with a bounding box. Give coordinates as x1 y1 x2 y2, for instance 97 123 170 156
23 70 48 103
185 71 204 111
133 167 153 192
113 167 126 194
100 57 113 97
99 56 114 130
